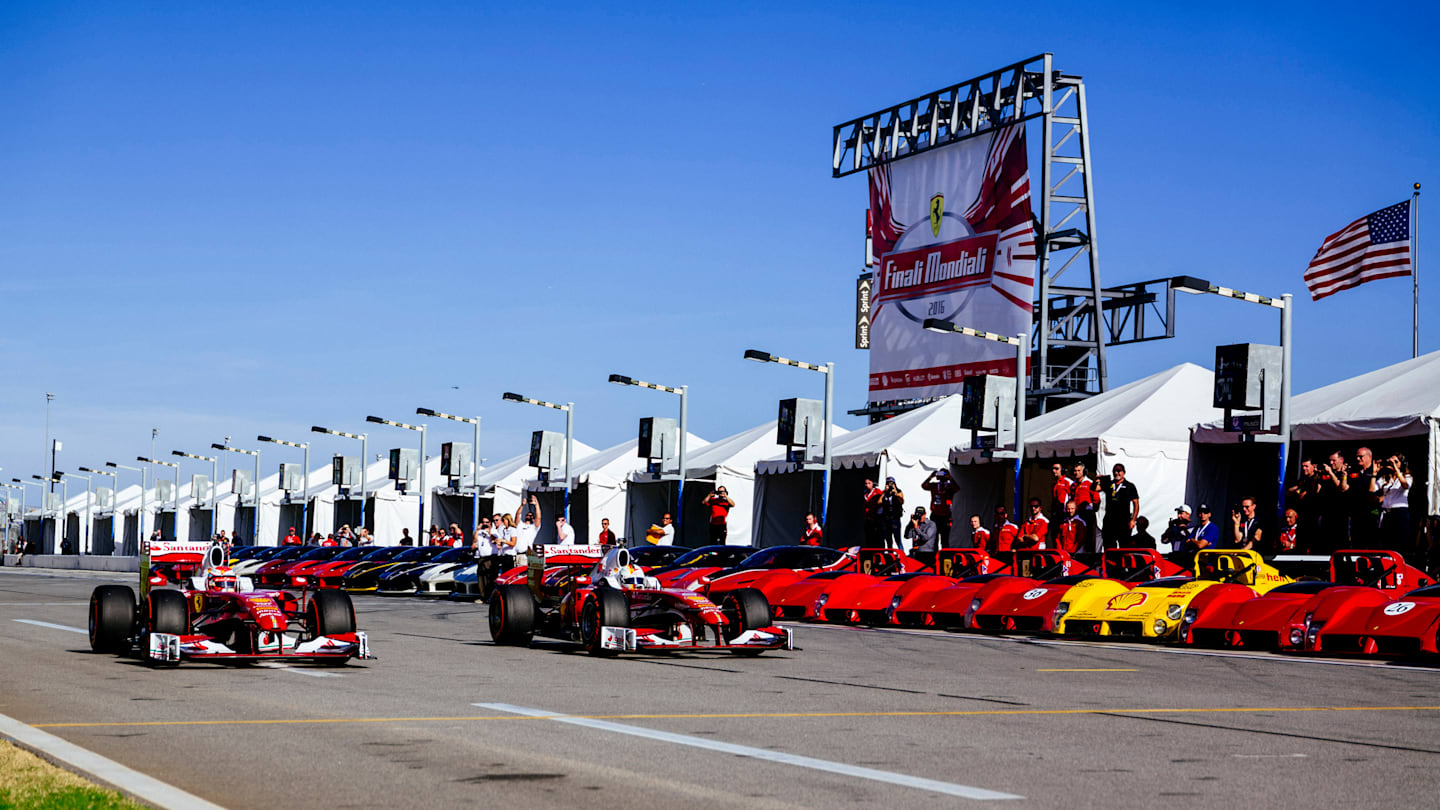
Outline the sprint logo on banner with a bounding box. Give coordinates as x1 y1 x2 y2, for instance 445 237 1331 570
866 124 1036 402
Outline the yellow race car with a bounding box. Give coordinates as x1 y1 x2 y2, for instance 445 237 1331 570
1052 550 1292 642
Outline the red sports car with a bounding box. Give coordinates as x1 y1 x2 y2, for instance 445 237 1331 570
895 548 1093 628
771 548 925 621
690 545 853 604
1182 550 1433 650
252 546 350 588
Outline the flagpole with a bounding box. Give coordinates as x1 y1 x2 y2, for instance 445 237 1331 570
1414 182 1422 359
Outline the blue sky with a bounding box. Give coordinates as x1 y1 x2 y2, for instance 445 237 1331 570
1 1 1435 485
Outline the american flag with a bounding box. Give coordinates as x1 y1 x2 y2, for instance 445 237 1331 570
1304 200 1413 301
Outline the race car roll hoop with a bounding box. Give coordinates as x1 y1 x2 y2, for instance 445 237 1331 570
88 539 375 666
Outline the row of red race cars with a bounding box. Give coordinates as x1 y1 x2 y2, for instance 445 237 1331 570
87 536 1440 667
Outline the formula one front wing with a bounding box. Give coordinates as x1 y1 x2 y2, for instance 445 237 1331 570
596 624 795 653
146 631 373 664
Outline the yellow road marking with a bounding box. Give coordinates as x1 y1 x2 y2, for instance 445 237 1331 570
1036 668 1138 672
31 705 1440 729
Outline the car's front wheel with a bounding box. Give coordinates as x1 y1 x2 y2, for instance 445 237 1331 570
489 584 537 646
580 589 629 656
89 585 136 653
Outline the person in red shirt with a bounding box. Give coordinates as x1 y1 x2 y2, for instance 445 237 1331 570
1057 500 1089 554
282 527 302 546
597 517 617 546
991 506 1020 552
704 487 735 544
320 534 338 547
1050 462 1073 513
921 469 958 547
801 513 823 546
862 479 884 545
1020 499 1049 548
969 515 991 552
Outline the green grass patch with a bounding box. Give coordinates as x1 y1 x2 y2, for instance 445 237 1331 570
0 740 143 810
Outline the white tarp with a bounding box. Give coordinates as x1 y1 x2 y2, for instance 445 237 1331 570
624 421 785 546
1191 349 1440 516
525 435 707 545
753 398 953 548
950 363 1225 535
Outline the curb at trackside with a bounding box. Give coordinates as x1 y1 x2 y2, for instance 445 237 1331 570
0 711 226 810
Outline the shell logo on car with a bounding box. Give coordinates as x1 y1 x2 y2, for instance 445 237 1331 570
1106 592 1149 611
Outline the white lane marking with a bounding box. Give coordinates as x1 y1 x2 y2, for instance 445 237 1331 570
0 710 225 810
787 622 1435 671
257 662 343 678
13 619 87 634
475 702 1022 801
0 602 89 606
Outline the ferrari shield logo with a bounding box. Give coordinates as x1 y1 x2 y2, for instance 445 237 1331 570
929 194 944 236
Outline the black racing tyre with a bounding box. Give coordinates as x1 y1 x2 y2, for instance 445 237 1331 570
580 588 629 656
309 590 356 637
722 588 772 639
489 584 537 645
723 588 773 656
89 585 136 653
147 589 190 636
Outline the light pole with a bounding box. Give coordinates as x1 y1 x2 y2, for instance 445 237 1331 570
64 470 92 554
609 374 688 536
171 451 218 540
1171 276 1291 522
44 393 55 494
79 466 118 553
502 392 574 521
416 408 480 536
34 473 67 552
312 426 368 532
743 350 834 525
921 321 1029 519
137 457 179 540
212 442 261 543
13 478 41 551
367 415 428 539
257 436 310 539
105 462 144 551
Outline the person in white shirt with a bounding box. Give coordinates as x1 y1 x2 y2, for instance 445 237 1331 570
472 518 495 557
1372 453 1413 552
513 496 540 556
555 515 577 545
658 512 675 546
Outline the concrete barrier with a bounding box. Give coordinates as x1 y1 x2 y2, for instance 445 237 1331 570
2 554 139 572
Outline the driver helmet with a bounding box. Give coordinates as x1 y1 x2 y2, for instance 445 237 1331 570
207 565 239 593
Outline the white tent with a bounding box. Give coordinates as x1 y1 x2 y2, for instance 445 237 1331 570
951 363 1225 539
1190 349 1440 517
526 434 706 545
624 421 782 546
751 398 942 548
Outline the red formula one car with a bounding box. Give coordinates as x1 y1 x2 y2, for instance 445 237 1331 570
895 548 1093 628
488 546 794 655
88 541 373 666
1182 550 1433 651
968 549 1187 634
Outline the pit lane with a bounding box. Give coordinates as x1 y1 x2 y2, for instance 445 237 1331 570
1 569 1438 808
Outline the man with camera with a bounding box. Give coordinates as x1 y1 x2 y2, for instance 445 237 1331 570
1349 447 1382 546
921 469 957 548
878 477 905 550
1162 505 1193 553
1230 497 1263 551
703 487 735 544
905 506 938 568
1319 451 1351 551
1371 453 1412 552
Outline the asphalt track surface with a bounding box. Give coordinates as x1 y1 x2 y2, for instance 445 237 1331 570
2 569 1438 808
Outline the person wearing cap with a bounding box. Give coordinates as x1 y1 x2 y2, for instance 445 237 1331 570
921 469 958 548
801 512 824 546
282 526 302 546
905 506 938 568
1184 504 1219 554
1163 505 1193 553
703 487 735 544
878 477 905 549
